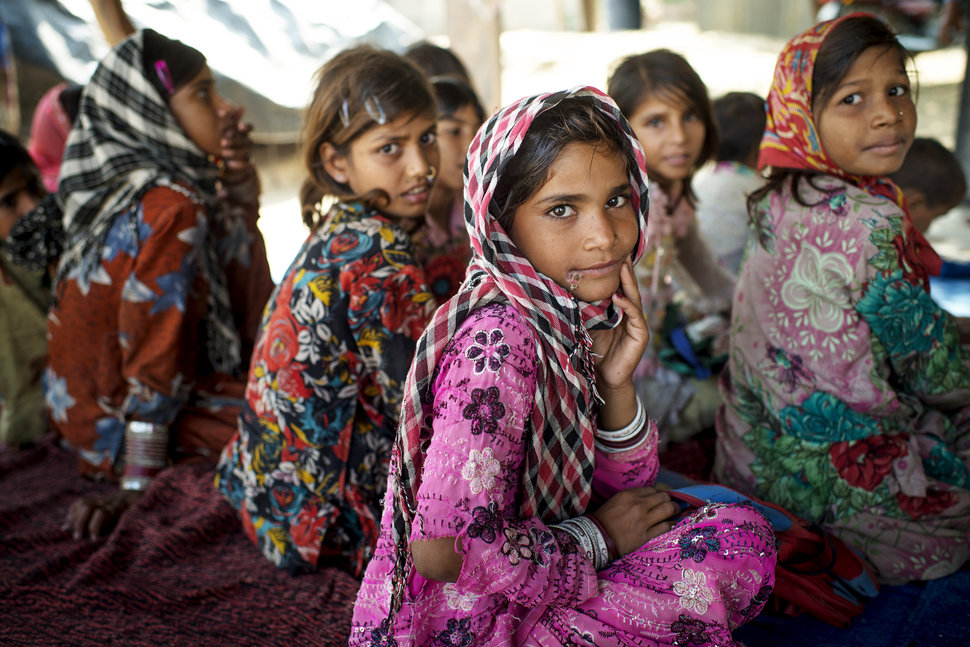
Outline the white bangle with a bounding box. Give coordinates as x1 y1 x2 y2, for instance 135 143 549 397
553 517 609 570
595 396 648 453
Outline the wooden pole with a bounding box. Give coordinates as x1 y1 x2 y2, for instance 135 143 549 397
446 0 502 115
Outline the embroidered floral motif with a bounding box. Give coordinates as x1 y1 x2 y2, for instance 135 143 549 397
500 526 535 566
780 243 854 334
461 447 501 495
670 614 712 645
465 503 502 543
368 617 399 647
443 583 478 612
432 618 475 647
679 526 720 563
462 386 506 436
672 569 715 614
465 328 511 374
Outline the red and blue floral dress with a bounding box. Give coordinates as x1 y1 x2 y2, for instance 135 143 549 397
215 202 434 575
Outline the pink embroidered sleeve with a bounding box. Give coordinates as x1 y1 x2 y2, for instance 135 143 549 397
411 304 599 608
592 419 661 499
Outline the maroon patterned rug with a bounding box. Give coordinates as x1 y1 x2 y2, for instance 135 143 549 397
0 436 360 646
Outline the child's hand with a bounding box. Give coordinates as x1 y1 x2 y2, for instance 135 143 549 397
62 489 144 541
589 261 650 390
591 487 680 557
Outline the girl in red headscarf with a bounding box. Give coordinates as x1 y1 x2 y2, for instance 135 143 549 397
715 13 970 584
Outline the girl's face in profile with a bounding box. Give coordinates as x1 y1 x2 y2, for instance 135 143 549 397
627 92 705 185
436 103 481 193
508 141 638 303
323 110 440 222
169 64 237 157
814 45 916 178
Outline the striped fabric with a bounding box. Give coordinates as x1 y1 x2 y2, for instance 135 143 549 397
54 30 241 374
389 86 650 609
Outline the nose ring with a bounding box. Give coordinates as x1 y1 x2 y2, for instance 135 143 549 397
897 111 904 117
425 166 437 183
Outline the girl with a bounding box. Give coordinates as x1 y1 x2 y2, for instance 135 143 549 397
608 50 735 444
48 29 274 539
351 87 776 646
417 76 486 302
715 13 970 584
215 46 437 576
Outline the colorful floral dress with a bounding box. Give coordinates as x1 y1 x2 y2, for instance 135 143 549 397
352 303 777 646
415 196 471 303
715 176 970 583
215 202 435 575
47 184 272 475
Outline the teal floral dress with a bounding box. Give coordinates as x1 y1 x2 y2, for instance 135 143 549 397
215 202 434 575
715 176 970 583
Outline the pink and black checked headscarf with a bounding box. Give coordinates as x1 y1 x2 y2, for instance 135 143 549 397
388 86 649 608
758 12 940 276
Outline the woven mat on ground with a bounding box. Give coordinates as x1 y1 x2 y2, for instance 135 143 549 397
0 436 359 646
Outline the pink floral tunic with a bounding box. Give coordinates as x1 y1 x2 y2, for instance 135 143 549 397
715 176 970 584
352 303 776 646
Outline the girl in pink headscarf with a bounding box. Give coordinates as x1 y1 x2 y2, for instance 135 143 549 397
350 87 776 646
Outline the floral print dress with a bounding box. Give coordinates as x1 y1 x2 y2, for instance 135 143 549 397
46 184 272 475
715 176 970 583
352 303 777 646
215 202 434 575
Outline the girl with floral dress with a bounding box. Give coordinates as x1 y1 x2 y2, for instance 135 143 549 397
714 13 970 583
47 29 273 540
351 87 776 646
215 46 437 576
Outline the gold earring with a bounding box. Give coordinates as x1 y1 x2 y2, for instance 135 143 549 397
425 166 437 183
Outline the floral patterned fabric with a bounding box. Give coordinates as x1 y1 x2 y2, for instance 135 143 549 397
415 195 471 303
215 202 434 575
714 175 970 583
47 183 273 475
352 303 777 646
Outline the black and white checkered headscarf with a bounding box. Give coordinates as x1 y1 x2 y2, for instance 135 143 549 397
53 30 241 375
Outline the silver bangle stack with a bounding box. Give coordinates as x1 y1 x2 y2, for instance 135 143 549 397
121 421 169 491
595 395 647 453
553 516 610 570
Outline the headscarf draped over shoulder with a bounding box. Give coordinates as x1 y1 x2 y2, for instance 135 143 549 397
757 12 941 276
52 29 242 373
388 85 649 611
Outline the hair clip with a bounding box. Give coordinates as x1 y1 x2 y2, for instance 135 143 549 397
154 60 175 95
339 99 351 128
364 96 387 125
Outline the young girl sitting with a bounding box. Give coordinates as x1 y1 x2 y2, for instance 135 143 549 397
608 50 735 443
48 29 273 540
416 76 486 302
715 13 970 584
351 87 776 646
215 46 437 576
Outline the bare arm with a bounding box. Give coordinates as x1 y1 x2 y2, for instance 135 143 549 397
90 0 135 46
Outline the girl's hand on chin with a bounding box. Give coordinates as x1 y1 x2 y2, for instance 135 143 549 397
589 261 650 390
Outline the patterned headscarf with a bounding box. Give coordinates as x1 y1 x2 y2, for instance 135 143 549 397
388 86 649 610
53 30 242 374
758 12 941 275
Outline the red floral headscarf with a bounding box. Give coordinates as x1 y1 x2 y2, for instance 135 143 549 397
759 12 941 277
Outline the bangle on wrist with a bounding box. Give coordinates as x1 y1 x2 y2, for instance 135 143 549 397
586 514 618 563
553 517 610 570
595 396 648 453
122 421 168 490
